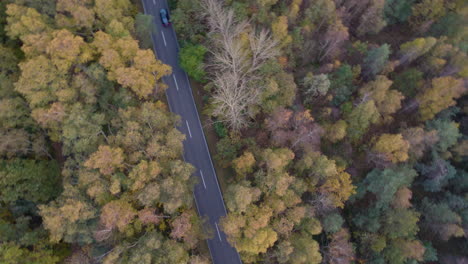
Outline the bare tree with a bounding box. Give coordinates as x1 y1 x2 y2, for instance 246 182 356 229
201 0 278 130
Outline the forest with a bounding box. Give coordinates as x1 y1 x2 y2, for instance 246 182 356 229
0 0 467 263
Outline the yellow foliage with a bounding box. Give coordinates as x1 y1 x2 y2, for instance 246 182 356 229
373 134 410 163
417 77 466 121
84 145 125 175
271 16 292 47
320 170 356 208
233 152 256 176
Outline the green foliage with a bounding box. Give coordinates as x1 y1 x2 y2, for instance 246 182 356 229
179 43 207 82
383 208 420 239
1 0 467 262
330 64 355 106
17 0 57 17
0 159 60 203
419 198 465 241
346 100 379 142
363 44 390 79
356 166 418 210
417 153 457 192
261 71 297 113
214 121 228 138
384 0 415 24
392 68 423 97
289 233 322 264
426 118 461 153
134 13 155 49
215 137 241 167
322 212 344 233
171 0 205 42
0 2 8 44
0 242 60 264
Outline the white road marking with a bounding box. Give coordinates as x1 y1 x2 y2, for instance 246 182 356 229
161 31 167 47
173 74 179 91
215 222 222 241
186 120 192 138
152 0 155 5
200 170 207 189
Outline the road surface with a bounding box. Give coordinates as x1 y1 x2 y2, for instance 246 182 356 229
141 1 242 263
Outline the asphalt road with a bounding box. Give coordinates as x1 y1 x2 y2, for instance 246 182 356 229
141 1 242 263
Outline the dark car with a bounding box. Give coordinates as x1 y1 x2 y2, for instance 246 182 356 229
160 8 170 27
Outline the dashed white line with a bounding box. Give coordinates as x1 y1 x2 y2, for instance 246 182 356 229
173 74 179 91
215 222 222 242
200 170 207 189
161 31 167 47
152 0 155 5
186 120 192 138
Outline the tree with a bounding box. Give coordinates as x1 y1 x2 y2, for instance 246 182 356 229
319 20 349 61
128 160 161 191
56 0 95 31
15 55 63 108
265 109 323 152
416 153 456 192
363 44 390 79
359 76 404 118
84 145 125 175
420 199 465 241
271 16 292 47
134 13 155 49
60 103 106 155
225 181 261 213
384 0 415 24
324 228 355 264
382 208 420 239
392 68 424 97
417 76 465 121
399 37 437 65
383 239 425 264
426 118 461 153
179 43 207 82
401 126 438 160
5 4 50 40
289 233 322 264
100 200 136 232
409 0 446 31
0 159 60 203
371 133 410 163
170 0 205 42
170 211 205 249
391 187 413 209
232 151 256 176
330 64 356 105
320 170 356 208
261 148 294 172
322 213 344 233
260 71 296 114
157 160 195 214
356 0 387 36
202 0 278 129
324 120 347 143
0 97 33 129
302 73 330 102
0 242 60 264
357 166 418 210
346 100 379 142
39 187 97 243
92 31 171 98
